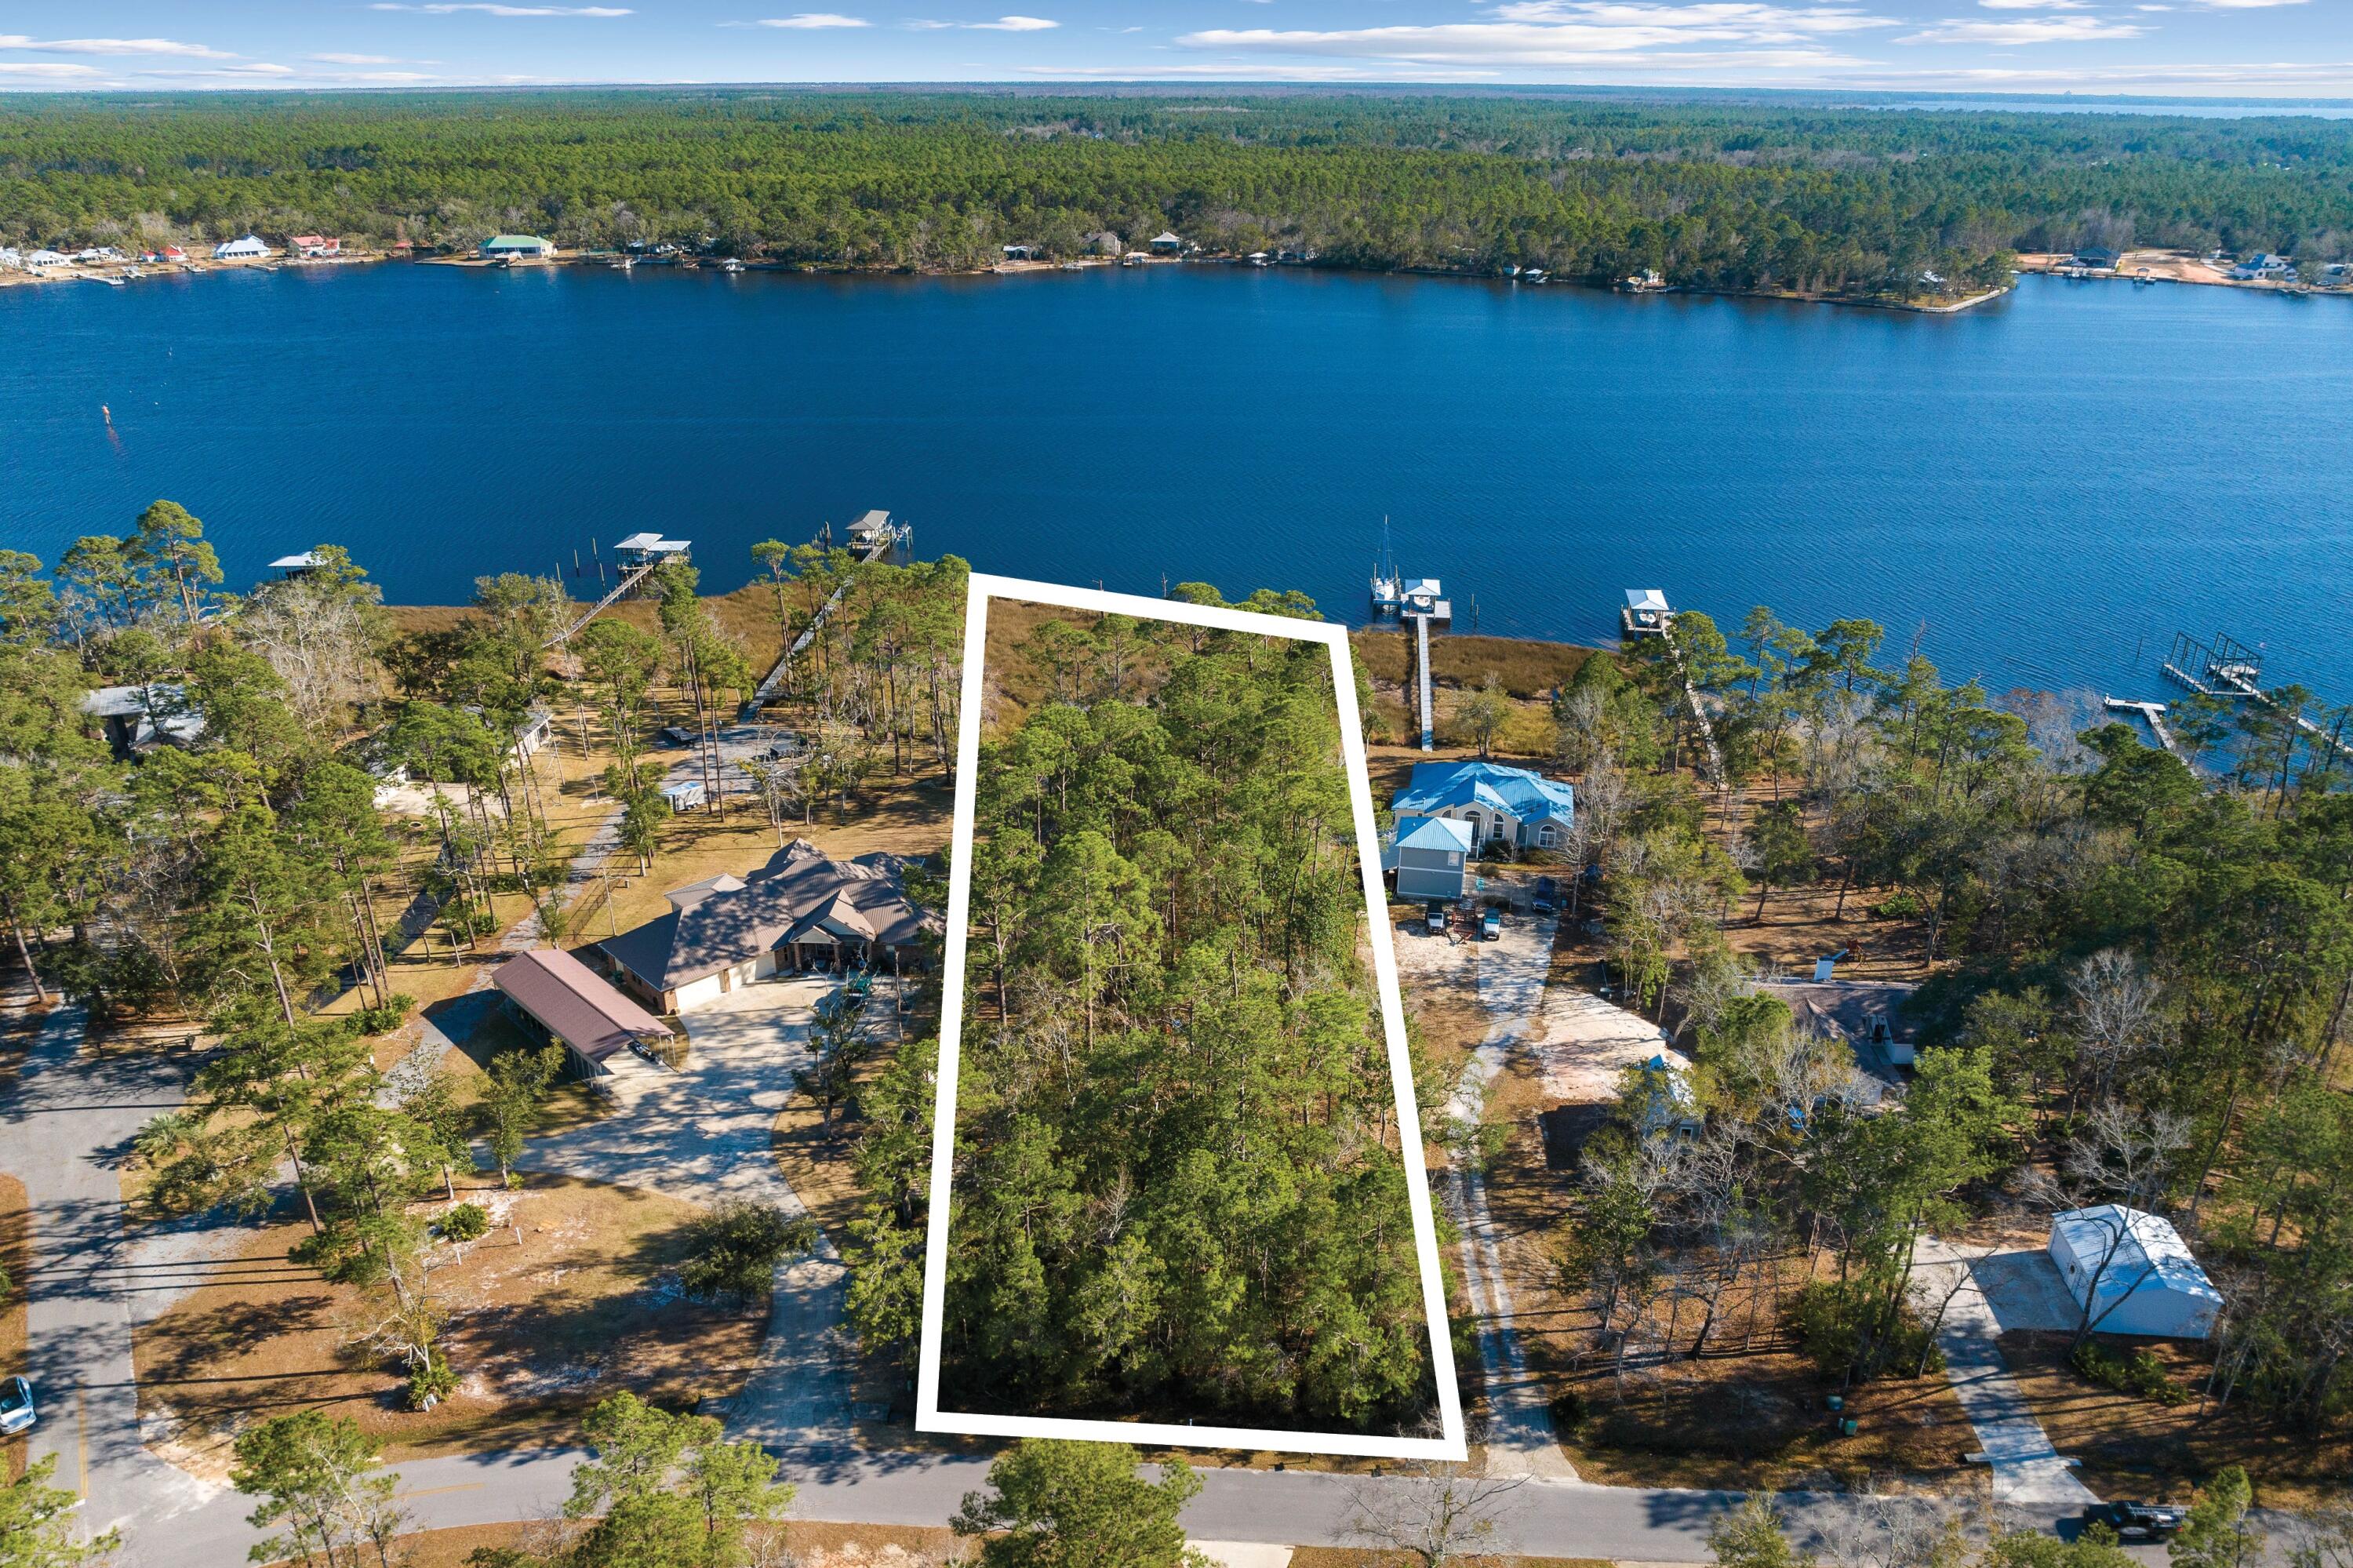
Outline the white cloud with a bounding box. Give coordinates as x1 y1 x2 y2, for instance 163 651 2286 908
1180 4 1895 68
0 35 237 57
0 60 100 76
2184 0 2306 8
1021 60 1502 78
308 51 402 63
970 14 1059 28
1900 13 2141 38
736 11 871 23
1977 0 2087 10
902 18 958 27
370 3 632 14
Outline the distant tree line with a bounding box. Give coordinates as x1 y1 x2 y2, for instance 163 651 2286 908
11 90 2353 297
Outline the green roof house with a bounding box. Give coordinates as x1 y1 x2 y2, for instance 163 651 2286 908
480 234 555 259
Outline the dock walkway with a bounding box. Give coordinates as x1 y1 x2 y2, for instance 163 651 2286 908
1414 614 1435 751
744 520 904 715
543 560 657 649
2104 697 2178 755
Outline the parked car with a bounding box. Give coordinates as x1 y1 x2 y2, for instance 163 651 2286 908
1480 907 1502 941
1532 876 1558 915
1424 902 1449 936
2081 1503 2187 1541
0 1376 35 1435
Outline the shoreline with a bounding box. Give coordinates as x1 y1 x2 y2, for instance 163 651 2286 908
0 246 2145 318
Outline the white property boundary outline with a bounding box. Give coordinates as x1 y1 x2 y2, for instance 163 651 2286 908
916 572 1468 1462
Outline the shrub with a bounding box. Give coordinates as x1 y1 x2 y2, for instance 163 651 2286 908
1789 1279 1944 1381
2071 1338 2192 1406
351 992 418 1037
407 1349 457 1411
678 1200 818 1307
440 1202 490 1243
1871 891 1926 920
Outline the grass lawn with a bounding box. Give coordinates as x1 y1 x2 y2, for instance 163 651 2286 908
0 1173 26 1479
1999 1330 2353 1508
134 1173 767 1476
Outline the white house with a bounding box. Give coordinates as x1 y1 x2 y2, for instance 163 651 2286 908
1391 760 1577 855
2230 253 2293 281
2049 1205 2223 1339
1150 231 1182 254
1384 814 1475 901
213 235 271 260
0 248 19 271
26 249 70 268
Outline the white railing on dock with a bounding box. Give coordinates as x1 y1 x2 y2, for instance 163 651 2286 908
745 526 905 714
1415 613 1435 751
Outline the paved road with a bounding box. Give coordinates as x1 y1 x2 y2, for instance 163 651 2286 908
6 1006 224 1544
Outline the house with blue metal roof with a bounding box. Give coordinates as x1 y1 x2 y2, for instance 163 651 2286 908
1390 760 1576 856
1382 813 1475 900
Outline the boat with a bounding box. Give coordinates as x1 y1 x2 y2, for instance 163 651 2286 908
718 257 743 273
1058 262 1084 271
613 255 636 271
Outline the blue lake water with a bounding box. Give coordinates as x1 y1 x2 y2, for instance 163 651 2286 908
5 262 2351 703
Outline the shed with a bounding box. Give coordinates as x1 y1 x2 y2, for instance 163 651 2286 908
493 947 674 1084
1384 813 1475 901
662 779 707 812
2048 1205 2222 1339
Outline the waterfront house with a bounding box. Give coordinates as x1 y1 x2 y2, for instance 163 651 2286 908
0 249 17 271
2231 253 2292 280
80 684 206 760
1002 243 1037 260
158 246 187 263
1086 231 1122 256
595 838 938 1013
213 235 271 260
26 249 69 268
2048 1205 2222 1338
1150 231 1182 254
2070 246 2122 271
480 234 556 260
493 947 674 1086
1384 814 1475 901
289 235 341 258
1391 760 1576 855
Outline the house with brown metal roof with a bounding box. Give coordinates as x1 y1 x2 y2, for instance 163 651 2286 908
493 947 675 1084
595 839 937 1013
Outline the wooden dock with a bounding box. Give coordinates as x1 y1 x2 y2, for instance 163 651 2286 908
744 513 907 715
542 560 658 649
1414 613 1435 751
2104 697 2178 755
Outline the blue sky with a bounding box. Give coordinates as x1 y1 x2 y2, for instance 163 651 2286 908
2 0 2348 96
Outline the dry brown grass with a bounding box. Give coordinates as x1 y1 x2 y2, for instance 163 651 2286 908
1352 633 1598 702
1293 1552 1609 1568
2000 1331 2353 1509
134 1173 768 1474
336 1518 968 1568
385 582 791 675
